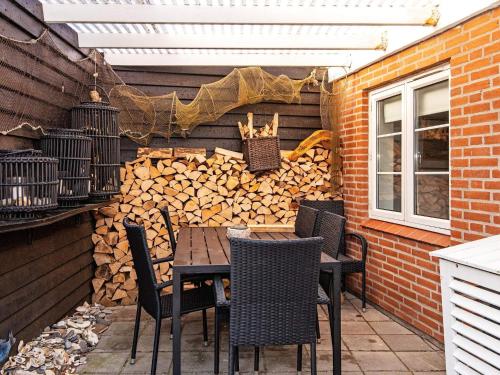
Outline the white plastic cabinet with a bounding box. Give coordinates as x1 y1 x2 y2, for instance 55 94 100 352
432 236 500 375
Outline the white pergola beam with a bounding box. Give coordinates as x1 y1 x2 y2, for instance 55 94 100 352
42 4 437 26
78 33 384 50
103 52 352 67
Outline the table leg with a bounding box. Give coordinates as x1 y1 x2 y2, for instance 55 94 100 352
331 264 342 375
172 268 182 375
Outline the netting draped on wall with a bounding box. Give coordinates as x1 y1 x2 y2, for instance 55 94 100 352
110 67 319 144
319 72 349 196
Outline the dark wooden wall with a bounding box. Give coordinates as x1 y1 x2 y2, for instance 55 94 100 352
115 66 322 162
0 0 92 150
0 214 95 342
0 0 96 342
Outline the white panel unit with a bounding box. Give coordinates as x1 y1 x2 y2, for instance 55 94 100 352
432 236 500 375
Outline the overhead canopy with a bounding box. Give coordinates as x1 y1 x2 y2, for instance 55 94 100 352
40 0 497 76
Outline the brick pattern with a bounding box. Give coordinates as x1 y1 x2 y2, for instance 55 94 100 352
335 7 500 341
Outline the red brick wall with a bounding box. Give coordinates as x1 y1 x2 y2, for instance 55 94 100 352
335 6 499 341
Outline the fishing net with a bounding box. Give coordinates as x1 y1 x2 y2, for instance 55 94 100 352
109 67 319 144
319 72 349 196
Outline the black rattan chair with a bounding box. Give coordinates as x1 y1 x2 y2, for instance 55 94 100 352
124 218 215 375
301 199 369 309
295 205 320 238
214 237 324 375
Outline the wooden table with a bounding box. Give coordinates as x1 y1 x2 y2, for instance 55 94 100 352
172 227 342 375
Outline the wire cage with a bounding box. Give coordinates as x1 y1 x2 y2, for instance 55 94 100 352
71 101 120 200
41 129 92 207
0 150 59 220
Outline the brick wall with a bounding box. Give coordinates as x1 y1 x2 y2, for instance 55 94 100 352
334 6 499 341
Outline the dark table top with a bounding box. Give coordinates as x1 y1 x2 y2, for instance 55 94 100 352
174 226 338 272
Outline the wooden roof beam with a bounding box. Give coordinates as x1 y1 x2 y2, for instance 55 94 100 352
42 4 439 26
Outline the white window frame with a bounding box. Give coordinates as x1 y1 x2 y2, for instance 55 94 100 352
369 67 451 234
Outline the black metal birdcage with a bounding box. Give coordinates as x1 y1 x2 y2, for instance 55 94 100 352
41 129 92 207
71 100 120 200
0 150 59 220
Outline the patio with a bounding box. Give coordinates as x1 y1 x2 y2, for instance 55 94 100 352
79 294 445 375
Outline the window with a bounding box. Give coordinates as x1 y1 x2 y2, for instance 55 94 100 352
369 68 450 233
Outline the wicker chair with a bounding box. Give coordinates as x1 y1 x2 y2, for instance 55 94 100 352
215 237 324 375
301 199 369 309
295 205 320 238
124 218 215 375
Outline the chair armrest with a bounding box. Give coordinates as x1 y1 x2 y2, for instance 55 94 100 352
152 255 174 265
345 232 368 263
213 276 230 307
155 279 173 290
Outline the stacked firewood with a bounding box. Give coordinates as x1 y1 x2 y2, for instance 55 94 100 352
91 145 333 306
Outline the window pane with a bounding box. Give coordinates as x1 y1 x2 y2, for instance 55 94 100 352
415 80 449 129
378 135 401 172
377 94 402 134
415 127 449 172
377 174 401 212
415 174 449 220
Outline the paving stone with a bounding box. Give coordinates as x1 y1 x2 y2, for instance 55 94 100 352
364 372 411 375
263 347 309 372
342 321 375 335
102 321 146 336
414 372 446 375
342 335 390 351
121 351 172 374
369 321 413 335
136 333 172 352
351 351 408 371
341 306 365 321
381 334 432 351
396 351 446 371
359 308 392 321
94 334 134 352
350 298 374 311
180 350 216 372
80 352 129 374
110 305 142 321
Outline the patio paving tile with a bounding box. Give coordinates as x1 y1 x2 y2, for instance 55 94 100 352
342 334 390 351
315 351 362 372
369 321 413 335
102 321 146 336
396 351 446 371
359 308 392 321
80 352 129 374
342 321 375 335
351 351 408 371
381 334 433 351
121 352 171 374
94 334 134 352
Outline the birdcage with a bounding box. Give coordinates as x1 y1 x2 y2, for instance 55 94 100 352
41 129 92 207
71 99 120 200
0 150 59 220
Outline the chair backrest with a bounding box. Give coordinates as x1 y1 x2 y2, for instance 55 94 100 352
294 205 319 238
160 207 177 253
301 200 344 236
123 218 161 317
229 237 323 347
318 212 346 259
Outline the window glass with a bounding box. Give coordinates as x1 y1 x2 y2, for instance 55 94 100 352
415 80 449 129
377 174 401 212
378 135 401 172
377 95 402 134
415 127 449 172
415 174 449 220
